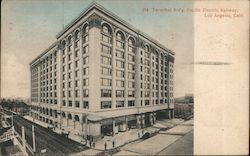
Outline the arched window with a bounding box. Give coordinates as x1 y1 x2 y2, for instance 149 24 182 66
68 35 72 43
74 115 80 121
62 112 66 118
116 31 125 49
68 113 72 120
116 31 125 41
102 23 112 35
145 45 150 52
128 37 135 46
82 23 89 34
62 40 66 49
75 30 80 39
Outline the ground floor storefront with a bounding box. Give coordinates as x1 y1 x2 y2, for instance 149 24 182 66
29 109 174 140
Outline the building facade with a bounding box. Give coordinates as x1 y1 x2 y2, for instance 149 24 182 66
30 2 175 139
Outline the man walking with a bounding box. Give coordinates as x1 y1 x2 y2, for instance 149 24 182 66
104 142 107 150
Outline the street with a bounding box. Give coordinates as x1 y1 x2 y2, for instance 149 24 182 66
11 115 88 156
157 130 193 155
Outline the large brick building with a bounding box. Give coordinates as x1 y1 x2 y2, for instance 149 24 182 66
30 2 175 139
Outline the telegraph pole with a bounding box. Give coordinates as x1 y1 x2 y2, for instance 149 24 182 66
22 126 26 153
32 125 36 154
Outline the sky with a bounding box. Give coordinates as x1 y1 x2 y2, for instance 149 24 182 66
1 0 193 99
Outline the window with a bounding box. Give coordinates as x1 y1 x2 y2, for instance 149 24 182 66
101 45 112 55
75 40 80 48
128 54 135 62
75 80 79 87
68 54 72 61
83 35 89 43
83 57 89 65
75 50 79 57
83 67 89 75
102 24 111 35
68 91 71 97
128 63 135 71
116 70 124 78
101 78 112 86
75 90 79 97
101 101 112 109
101 89 112 97
75 101 80 107
83 46 89 54
63 100 66 106
116 50 124 58
68 63 72 70
116 40 124 49
116 101 124 108
102 34 112 43
145 91 150 97
128 81 135 88
128 46 135 53
83 79 89 86
128 90 135 97
116 90 124 97
128 72 135 79
75 70 79 77
101 67 112 76
83 89 89 97
145 100 150 105
68 72 72 79
68 101 72 107
101 56 112 65
75 60 79 68
128 100 135 107
83 24 89 34
62 66 65 72
128 37 135 46
83 101 89 109
68 81 71 88
116 80 124 87
116 60 124 68
116 31 125 41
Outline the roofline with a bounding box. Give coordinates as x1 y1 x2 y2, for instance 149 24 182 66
29 42 57 65
56 2 175 55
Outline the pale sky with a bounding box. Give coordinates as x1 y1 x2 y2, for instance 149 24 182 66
1 0 193 99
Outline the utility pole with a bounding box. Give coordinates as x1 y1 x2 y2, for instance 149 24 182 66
32 125 36 154
85 114 88 141
22 126 26 153
11 112 13 127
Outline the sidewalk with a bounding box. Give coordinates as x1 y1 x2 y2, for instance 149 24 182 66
116 119 193 156
76 119 184 153
23 116 86 145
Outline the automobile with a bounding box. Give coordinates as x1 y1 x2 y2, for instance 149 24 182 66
141 132 150 140
47 125 54 130
61 131 69 137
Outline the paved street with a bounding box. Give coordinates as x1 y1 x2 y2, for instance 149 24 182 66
157 130 193 155
12 115 88 156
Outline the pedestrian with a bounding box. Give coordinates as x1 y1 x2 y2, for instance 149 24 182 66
112 140 115 148
93 142 95 148
138 132 140 138
89 141 91 148
104 142 107 150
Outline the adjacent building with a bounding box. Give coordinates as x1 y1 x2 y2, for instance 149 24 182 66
30 2 175 139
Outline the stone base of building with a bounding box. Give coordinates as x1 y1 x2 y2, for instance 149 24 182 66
30 109 174 139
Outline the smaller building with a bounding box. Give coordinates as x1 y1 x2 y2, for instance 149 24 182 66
174 103 193 119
